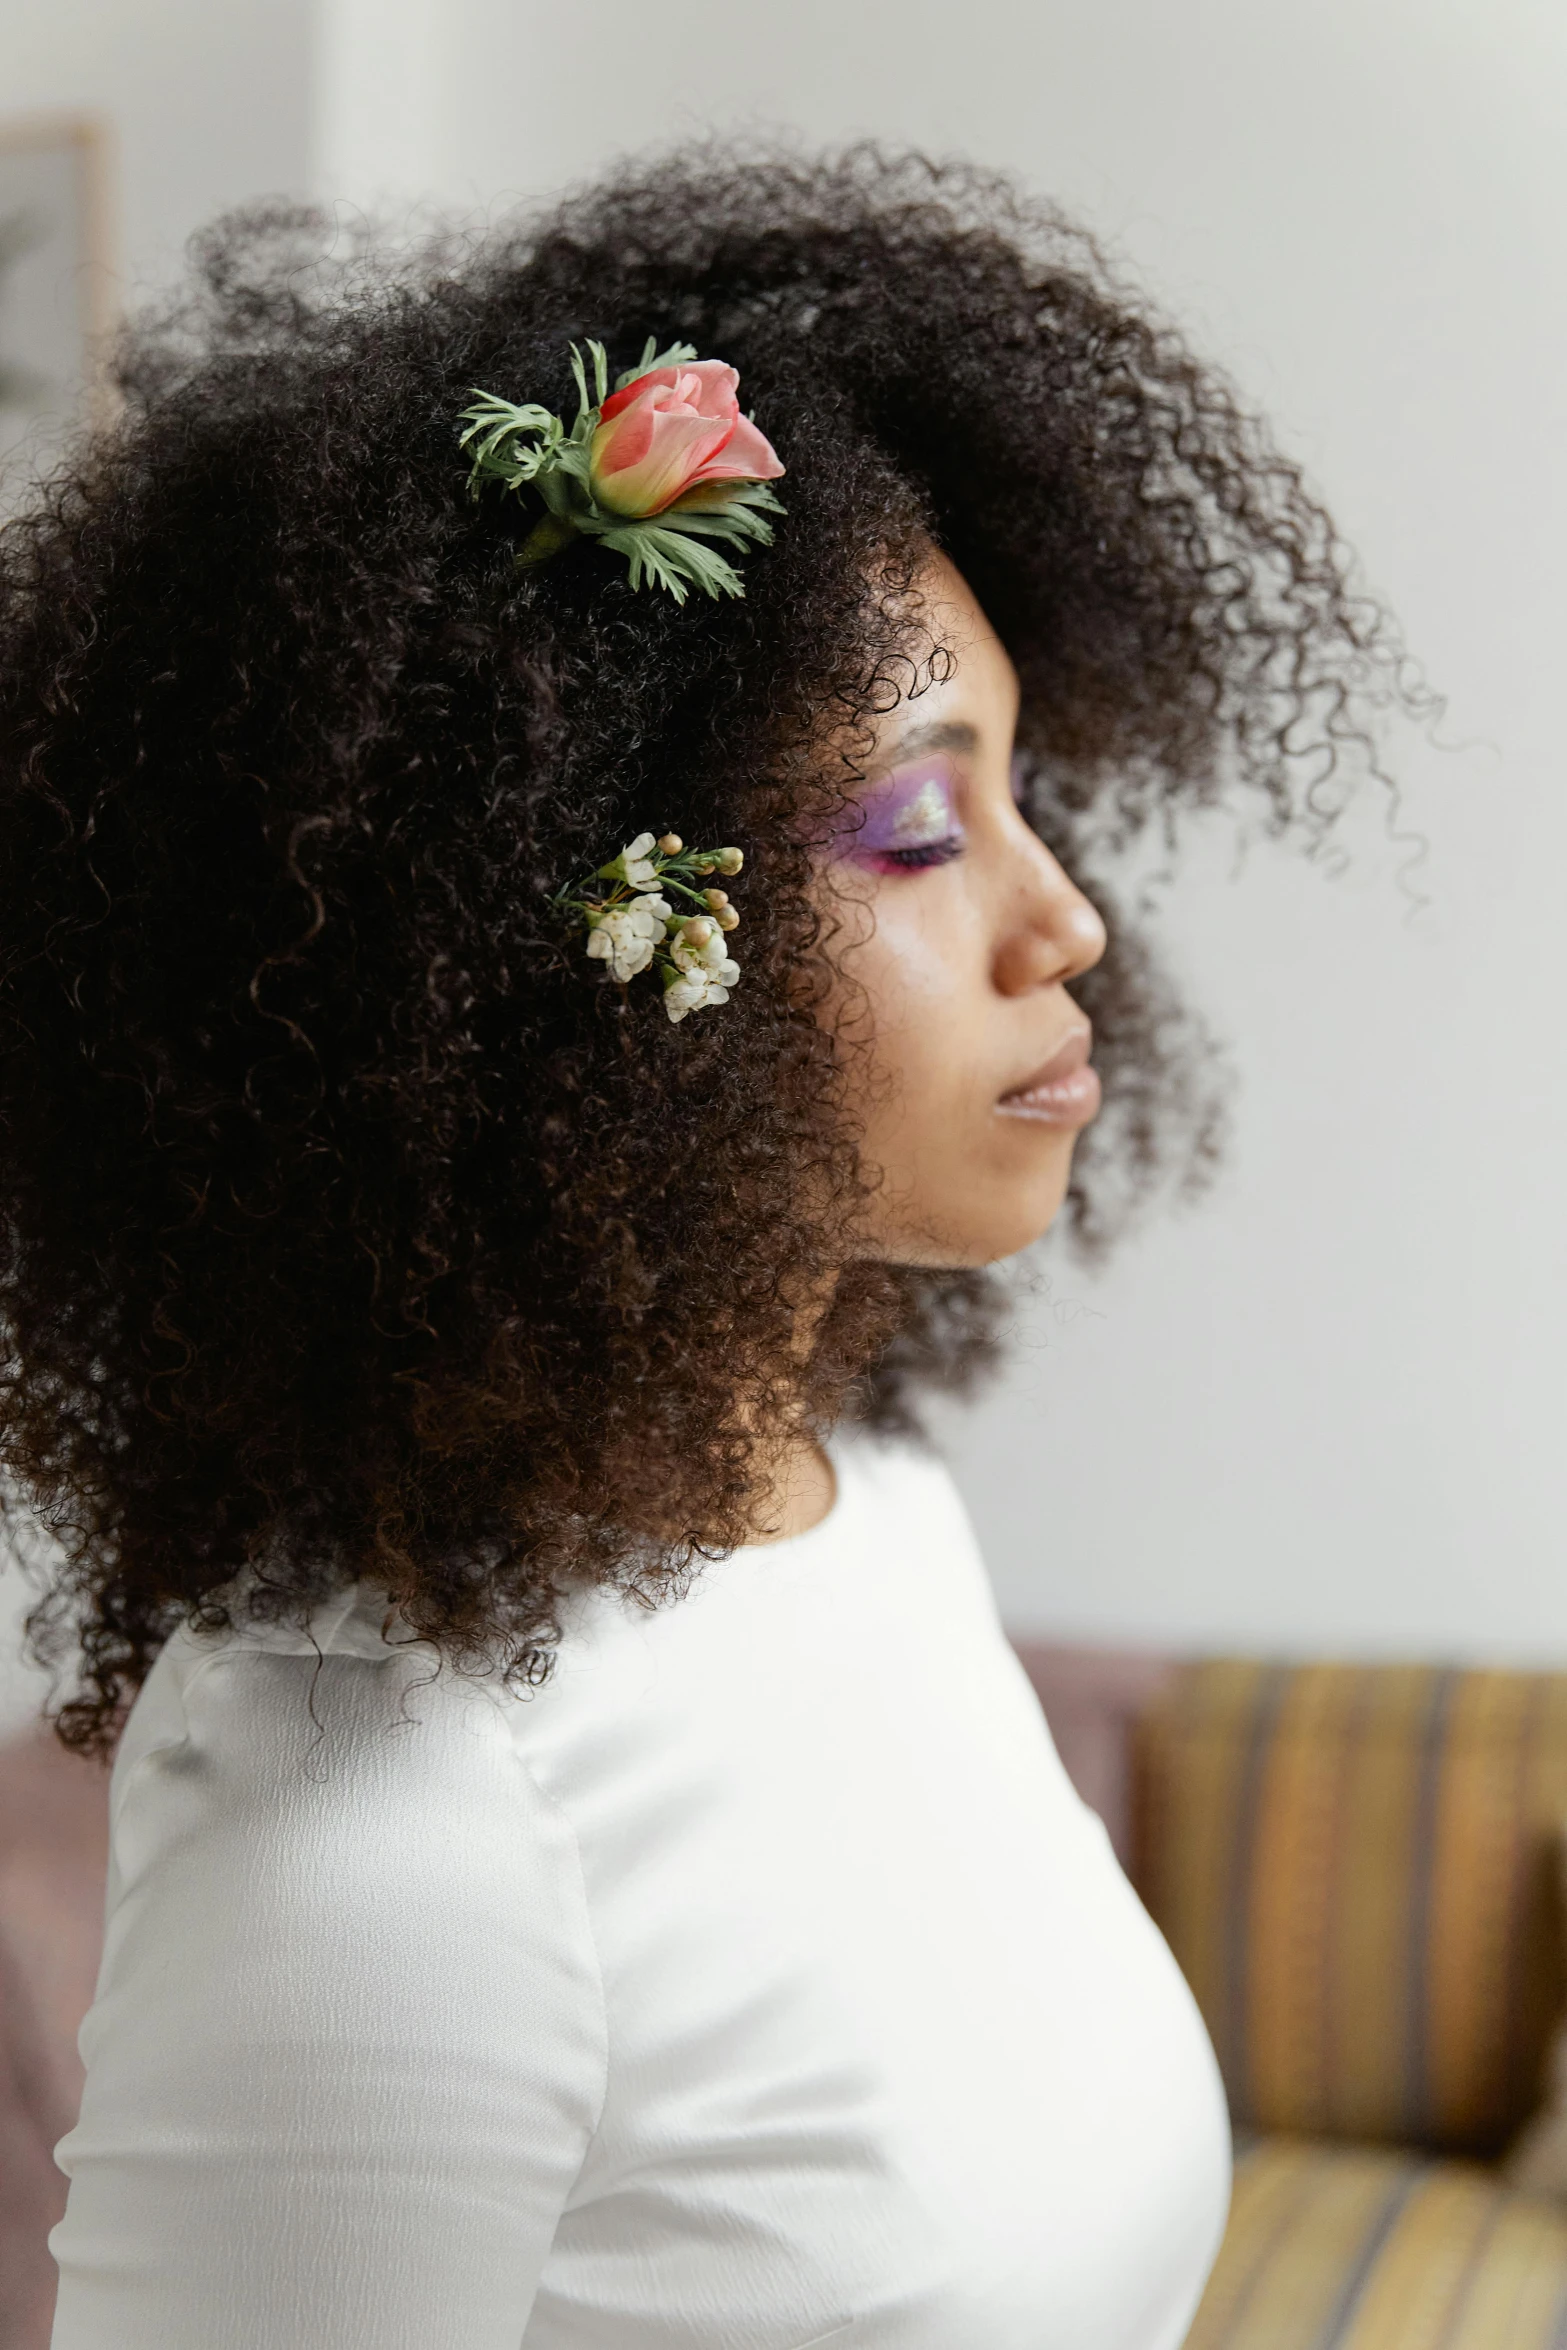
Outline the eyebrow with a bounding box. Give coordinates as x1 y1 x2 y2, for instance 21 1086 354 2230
876 719 980 771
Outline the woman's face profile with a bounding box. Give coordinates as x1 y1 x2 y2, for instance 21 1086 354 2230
821 551 1108 1270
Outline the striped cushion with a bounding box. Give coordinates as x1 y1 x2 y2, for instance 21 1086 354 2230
1185 2137 1567 2350
1135 1662 1567 2154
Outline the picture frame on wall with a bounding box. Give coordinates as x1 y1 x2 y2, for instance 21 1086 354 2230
0 114 115 511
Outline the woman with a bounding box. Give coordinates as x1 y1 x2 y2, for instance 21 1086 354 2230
0 150 1406 2347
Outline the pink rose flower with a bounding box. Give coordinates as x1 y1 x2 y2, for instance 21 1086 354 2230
589 361 785 520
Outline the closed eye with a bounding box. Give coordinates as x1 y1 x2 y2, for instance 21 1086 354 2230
828 752 968 873
873 835 966 872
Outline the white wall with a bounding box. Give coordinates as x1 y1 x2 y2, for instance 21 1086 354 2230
3 0 1564 1726
0 0 316 1731
332 0 1567 1662
7 0 314 293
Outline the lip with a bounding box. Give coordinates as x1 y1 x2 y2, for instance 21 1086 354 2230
995 1026 1101 1128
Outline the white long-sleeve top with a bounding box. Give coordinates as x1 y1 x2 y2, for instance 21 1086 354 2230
50 1439 1229 2350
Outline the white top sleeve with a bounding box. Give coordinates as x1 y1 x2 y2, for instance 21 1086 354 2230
49 1639 607 2350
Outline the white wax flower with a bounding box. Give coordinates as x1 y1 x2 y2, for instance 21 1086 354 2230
662 951 740 1021
586 891 672 981
671 927 737 981
621 833 662 890
662 973 709 1023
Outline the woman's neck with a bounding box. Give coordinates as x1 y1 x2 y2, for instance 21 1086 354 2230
749 1435 837 1544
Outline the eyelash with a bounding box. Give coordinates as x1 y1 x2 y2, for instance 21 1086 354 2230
870 834 966 872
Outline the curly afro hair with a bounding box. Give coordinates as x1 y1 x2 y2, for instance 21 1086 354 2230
0 146 1410 1748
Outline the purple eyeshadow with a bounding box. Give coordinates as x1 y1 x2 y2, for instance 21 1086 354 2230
829 757 964 862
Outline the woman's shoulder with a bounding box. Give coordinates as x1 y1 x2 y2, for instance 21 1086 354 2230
121 1586 490 1764
109 1595 597 1943
111 1431 993 1810
62 1621 608 2350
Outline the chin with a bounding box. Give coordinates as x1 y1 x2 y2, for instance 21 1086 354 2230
892 1167 1078 1271
973 1159 1077 1263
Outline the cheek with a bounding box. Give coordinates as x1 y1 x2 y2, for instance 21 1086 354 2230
852 898 989 1093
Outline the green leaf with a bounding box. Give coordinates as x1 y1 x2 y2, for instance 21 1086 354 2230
655 504 777 552
596 521 748 602
536 465 587 523
613 337 699 393
594 527 691 603
458 390 559 452
554 438 592 481
568 341 610 429
458 389 567 498
668 479 786 519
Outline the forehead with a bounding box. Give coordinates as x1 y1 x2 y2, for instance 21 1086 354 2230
874 553 1020 765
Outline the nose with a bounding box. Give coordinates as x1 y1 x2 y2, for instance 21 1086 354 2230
992 834 1107 998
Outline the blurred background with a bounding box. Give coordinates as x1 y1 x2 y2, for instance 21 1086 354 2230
2 0 1565 1725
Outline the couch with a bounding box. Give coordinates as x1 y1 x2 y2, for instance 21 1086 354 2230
0 1731 107 2350
7 1647 1567 2347
1017 1645 1567 2350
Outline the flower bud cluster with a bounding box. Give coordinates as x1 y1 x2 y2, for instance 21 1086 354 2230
565 832 745 1022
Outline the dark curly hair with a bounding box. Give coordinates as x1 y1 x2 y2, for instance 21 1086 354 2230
0 147 1412 1748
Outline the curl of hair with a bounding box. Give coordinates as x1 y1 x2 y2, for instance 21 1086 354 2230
0 147 1415 1747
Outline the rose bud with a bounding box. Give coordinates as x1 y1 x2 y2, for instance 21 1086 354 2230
589 362 785 520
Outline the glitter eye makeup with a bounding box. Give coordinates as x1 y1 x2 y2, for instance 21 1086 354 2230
833 756 967 874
